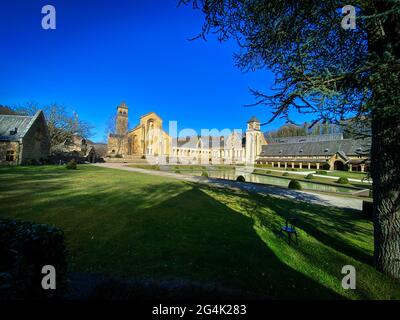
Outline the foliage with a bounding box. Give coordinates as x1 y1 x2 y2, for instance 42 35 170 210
114 154 123 158
66 159 77 170
282 172 290 176
316 170 328 175
201 171 209 177
337 177 350 184
179 0 400 277
13 102 93 152
0 218 67 300
321 163 331 170
305 173 314 180
288 179 302 190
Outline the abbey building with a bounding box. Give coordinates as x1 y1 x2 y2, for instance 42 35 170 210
107 102 370 171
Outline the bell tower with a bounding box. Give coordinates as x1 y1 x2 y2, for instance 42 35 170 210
116 102 128 135
245 116 263 164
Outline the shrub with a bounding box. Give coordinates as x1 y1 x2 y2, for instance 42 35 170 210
288 179 302 190
266 170 271 174
282 172 290 176
141 155 146 159
336 177 349 184
65 159 77 170
201 171 209 177
115 154 123 158
321 163 331 170
174 170 181 174
236 175 246 182
25 159 37 166
0 218 68 300
316 170 327 175
305 173 314 180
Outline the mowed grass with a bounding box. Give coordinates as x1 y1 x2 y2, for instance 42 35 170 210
0 165 398 299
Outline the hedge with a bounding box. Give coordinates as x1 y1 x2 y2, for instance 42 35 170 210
336 177 349 184
0 218 68 300
65 159 77 170
288 179 302 190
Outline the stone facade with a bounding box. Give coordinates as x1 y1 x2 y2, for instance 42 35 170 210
0 111 51 165
106 102 369 170
107 102 261 164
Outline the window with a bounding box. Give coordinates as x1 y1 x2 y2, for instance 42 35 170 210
6 150 15 161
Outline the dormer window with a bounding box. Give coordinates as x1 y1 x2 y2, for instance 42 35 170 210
299 149 303 153
324 148 329 152
9 127 17 135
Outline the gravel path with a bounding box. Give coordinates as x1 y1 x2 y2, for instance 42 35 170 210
93 163 363 210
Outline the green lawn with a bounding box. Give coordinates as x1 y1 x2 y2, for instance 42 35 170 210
327 170 369 180
253 169 372 191
0 165 398 299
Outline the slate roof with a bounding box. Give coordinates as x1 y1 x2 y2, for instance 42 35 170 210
175 133 244 149
260 138 370 157
0 112 41 142
266 133 344 144
247 116 260 123
175 136 222 148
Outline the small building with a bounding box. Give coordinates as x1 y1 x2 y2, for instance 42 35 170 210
0 111 51 165
52 135 105 163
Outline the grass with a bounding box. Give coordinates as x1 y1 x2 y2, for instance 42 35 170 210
257 166 368 180
253 169 372 191
327 170 369 180
0 165 398 299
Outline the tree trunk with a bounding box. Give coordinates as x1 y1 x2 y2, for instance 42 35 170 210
371 111 400 279
368 1 400 280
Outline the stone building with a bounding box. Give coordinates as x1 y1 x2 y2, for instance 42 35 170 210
107 102 259 164
106 102 369 170
257 134 370 172
108 103 172 161
52 135 105 163
0 110 51 165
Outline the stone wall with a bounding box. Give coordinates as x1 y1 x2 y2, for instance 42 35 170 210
20 114 50 164
0 141 20 165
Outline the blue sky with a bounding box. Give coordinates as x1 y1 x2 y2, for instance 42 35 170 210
0 0 308 142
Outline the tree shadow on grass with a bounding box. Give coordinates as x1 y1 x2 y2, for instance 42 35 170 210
0 166 343 299
96 186 343 299
198 184 374 266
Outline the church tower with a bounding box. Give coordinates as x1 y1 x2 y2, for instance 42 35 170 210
116 102 128 135
245 116 264 164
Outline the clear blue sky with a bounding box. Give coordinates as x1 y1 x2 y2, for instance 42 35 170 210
0 0 309 142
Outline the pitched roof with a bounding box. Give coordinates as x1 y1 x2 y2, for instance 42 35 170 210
247 116 260 123
0 111 43 142
260 138 370 157
267 133 344 144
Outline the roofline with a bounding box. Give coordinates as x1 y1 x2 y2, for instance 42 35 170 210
140 111 162 119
